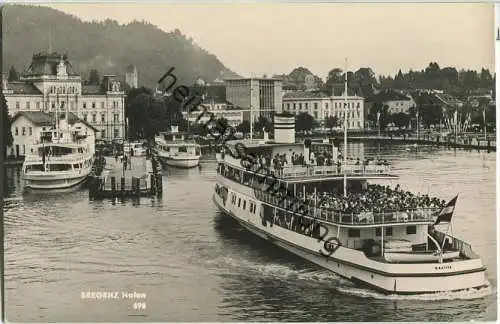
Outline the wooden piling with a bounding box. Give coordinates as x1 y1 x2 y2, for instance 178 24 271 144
156 174 163 196
150 174 156 195
111 177 116 197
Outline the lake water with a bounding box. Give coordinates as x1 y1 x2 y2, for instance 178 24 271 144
3 142 497 322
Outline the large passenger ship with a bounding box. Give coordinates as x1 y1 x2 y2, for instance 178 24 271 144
22 115 94 190
212 117 487 295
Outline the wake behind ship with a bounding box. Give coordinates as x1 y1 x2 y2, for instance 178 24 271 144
212 115 488 295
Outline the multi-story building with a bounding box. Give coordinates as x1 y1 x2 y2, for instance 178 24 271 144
282 91 365 129
365 89 416 114
182 98 244 128
3 51 126 140
225 77 283 121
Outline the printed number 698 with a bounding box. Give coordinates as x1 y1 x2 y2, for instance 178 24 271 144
133 302 146 310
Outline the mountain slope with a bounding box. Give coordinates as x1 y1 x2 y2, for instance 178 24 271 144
2 5 240 87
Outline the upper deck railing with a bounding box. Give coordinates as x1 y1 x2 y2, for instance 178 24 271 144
255 190 438 226
217 153 392 179
281 164 390 178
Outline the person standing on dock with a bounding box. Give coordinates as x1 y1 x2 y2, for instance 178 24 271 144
123 155 128 172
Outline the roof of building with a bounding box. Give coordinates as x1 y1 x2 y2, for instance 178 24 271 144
11 111 98 131
6 82 43 95
22 52 79 77
283 91 329 99
332 85 358 97
82 85 105 95
224 77 283 82
126 64 136 73
365 89 411 103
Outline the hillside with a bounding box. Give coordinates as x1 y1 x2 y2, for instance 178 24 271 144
274 67 324 90
2 5 240 87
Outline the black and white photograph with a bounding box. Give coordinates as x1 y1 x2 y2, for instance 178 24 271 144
0 2 497 322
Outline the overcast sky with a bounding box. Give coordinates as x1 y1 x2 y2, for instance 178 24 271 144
47 3 495 79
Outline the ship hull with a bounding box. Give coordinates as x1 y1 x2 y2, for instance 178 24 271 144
22 172 90 190
158 155 200 168
212 182 488 295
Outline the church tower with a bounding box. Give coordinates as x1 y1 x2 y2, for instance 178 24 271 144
125 64 138 88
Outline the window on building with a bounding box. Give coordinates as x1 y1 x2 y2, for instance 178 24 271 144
313 111 318 119
243 200 246 210
101 102 105 109
305 103 308 109
385 227 393 236
92 102 96 109
357 102 360 108
293 103 296 109
83 114 88 121
36 102 40 110
299 103 302 110
114 113 119 123
22 127 25 135
348 229 361 237
16 102 20 110
238 198 241 208
26 101 30 110
15 127 18 136
92 114 96 123
114 128 119 138
29 127 32 136
101 113 105 123
406 226 417 235
375 228 381 237
101 130 106 138
287 103 290 110
83 102 87 109
314 102 318 109
326 103 329 109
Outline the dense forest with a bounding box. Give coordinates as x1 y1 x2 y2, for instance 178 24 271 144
2 5 239 87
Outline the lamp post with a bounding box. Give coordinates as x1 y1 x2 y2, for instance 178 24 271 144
416 110 419 140
483 107 487 141
377 111 381 138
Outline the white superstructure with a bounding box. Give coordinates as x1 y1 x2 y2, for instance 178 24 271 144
21 117 94 190
154 126 201 168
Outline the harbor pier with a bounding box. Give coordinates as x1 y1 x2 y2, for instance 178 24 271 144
88 155 163 199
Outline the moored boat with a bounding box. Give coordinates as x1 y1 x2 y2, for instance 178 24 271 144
154 126 201 168
22 116 94 190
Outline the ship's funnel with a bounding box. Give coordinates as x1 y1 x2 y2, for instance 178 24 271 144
274 115 295 144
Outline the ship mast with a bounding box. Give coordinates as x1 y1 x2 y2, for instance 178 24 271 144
343 58 348 197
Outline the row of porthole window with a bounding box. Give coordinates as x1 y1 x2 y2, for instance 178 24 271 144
347 226 416 238
230 193 257 214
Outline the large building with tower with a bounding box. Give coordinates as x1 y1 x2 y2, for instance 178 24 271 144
3 51 126 141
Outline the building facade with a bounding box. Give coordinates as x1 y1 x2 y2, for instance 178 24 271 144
365 89 416 114
282 91 365 129
3 52 126 140
225 77 283 121
7 111 97 158
182 98 244 128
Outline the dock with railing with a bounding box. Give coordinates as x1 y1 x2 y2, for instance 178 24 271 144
88 155 163 199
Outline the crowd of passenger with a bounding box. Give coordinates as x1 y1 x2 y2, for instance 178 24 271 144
295 184 446 214
243 151 389 177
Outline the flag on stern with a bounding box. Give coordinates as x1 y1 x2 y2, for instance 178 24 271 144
434 195 458 225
